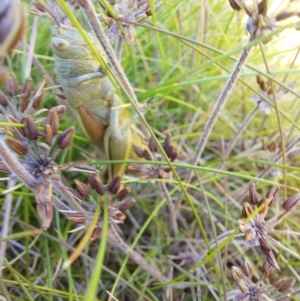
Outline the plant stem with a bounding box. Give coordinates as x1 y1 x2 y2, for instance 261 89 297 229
186 42 252 183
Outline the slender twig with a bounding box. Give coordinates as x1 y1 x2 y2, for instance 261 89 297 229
259 43 286 199
161 182 179 236
186 41 252 184
0 179 15 276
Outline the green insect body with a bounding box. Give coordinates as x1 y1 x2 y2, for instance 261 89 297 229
51 25 151 182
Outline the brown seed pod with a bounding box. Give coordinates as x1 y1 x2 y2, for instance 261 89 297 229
23 116 39 141
88 173 105 195
119 198 136 212
108 175 121 194
44 124 53 146
6 136 28 155
57 127 75 149
6 72 18 97
45 109 59 135
20 93 28 113
21 77 32 99
75 179 90 198
32 92 44 110
0 90 9 107
132 143 144 158
116 187 131 201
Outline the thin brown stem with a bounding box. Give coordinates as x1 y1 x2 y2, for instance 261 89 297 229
186 42 252 184
0 179 15 276
259 43 286 199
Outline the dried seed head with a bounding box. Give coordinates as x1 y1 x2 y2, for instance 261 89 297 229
231 266 244 282
258 0 268 16
6 136 28 155
0 90 8 107
143 148 152 161
127 164 142 173
108 175 121 194
148 137 157 153
282 194 300 212
259 237 271 253
36 201 53 230
163 134 178 161
266 250 280 270
164 167 171 173
57 127 75 149
249 182 258 205
228 0 241 11
53 105 67 119
45 108 59 135
270 276 295 292
116 187 131 201
65 211 86 224
20 93 28 112
88 173 105 195
23 116 39 140
32 92 44 110
242 260 253 277
67 186 85 200
132 143 144 158
75 179 90 198
21 77 32 99
256 75 270 92
265 186 279 206
44 124 53 146
119 198 136 212
71 164 97 173
6 72 18 96
242 202 254 218
261 261 274 277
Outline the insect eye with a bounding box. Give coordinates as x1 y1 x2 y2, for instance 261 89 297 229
52 37 69 51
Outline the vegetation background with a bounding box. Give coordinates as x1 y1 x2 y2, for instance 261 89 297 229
1 0 300 300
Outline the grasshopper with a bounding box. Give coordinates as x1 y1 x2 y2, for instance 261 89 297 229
51 25 152 182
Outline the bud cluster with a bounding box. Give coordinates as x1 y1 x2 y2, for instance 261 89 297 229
129 133 178 180
238 183 300 270
230 259 295 300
